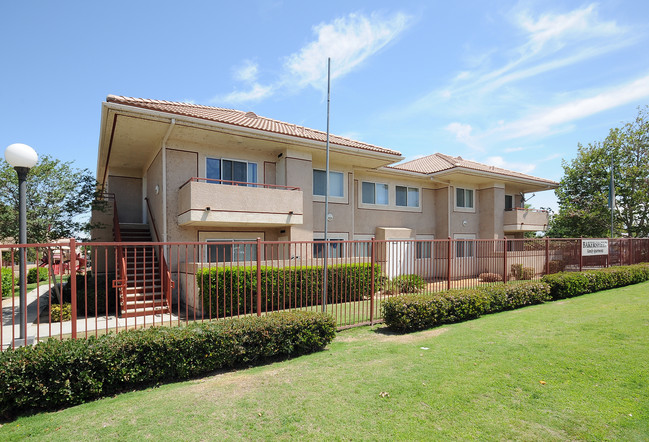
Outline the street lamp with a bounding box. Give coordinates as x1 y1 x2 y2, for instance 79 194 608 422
4 143 38 341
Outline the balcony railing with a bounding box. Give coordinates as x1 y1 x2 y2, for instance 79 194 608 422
503 208 549 232
177 177 304 227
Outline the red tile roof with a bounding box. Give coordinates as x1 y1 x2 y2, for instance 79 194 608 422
106 95 402 157
389 153 558 185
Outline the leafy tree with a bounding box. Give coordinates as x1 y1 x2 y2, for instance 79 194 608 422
0 155 97 243
547 106 649 238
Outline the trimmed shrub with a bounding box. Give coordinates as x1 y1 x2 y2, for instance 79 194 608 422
196 263 381 318
382 282 551 332
383 274 427 294
520 267 535 280
478 272 503 283
541 263 649 300
548 260 566 274
1 268 13 297
511 264 522 280
27 267 49 284
51 303 72 322
60 272 119 316
0 311 336 418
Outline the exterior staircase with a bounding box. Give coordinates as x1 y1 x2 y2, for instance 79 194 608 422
118 223 170 318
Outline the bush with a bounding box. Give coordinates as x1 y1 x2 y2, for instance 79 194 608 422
60 272 119 316
27 267 49 284
383 274 427 294
50 303 72 321
1 268 13 297
541 264 649 300
520 267 535 280
511 264 522 280
548 260 566 274
382 282 551 332
478 272 503 283
0 311 336 418
197 263 381 318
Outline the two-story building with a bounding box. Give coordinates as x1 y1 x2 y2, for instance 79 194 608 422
92 95 557 315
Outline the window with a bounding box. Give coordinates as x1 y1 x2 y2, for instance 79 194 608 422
313 239 345 258
505 194 514 210
353 235 373 257
313 170 344 197
396 186 419 207
206 239 257 262
456 188 474 209
455 234 475 258
362 182 388 205
416 235 434 259
206 158 257 186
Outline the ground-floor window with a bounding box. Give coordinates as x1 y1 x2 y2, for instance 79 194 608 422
454 234 476 258
416 234 435 259
206 240 257 262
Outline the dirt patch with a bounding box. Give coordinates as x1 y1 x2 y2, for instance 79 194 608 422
336 326 448 343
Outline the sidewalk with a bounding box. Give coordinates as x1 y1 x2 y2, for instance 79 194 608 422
2 285 178 350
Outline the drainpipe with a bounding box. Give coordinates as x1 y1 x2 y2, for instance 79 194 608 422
161 119 176 244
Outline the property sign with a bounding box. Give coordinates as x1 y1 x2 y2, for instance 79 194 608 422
582 239 609 256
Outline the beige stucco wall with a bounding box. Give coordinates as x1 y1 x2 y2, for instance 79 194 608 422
108 175 143 223
478 186 505 239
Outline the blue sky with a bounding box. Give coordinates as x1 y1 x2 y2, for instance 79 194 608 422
2 1 649 211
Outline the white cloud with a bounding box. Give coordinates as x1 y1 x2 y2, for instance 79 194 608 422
406 4 631 114
284 12 411 91
214 11 412 104
218 84 274 104
446 122 482 151
233 60 259 83
484 155 536 174
495 73 649 139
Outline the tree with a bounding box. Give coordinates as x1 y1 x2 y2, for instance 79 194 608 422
547 106 649 238
0 155 97 243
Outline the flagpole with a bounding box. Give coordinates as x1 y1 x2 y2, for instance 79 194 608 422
323 57 331 312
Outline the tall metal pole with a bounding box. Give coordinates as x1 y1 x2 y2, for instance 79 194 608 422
610 156 615 238
323 57 331 312
16 167 28 340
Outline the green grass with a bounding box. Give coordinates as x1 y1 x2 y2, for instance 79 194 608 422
2 282 648 440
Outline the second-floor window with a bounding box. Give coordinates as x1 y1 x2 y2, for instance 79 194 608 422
396 186 419 207
313 170 344 197
362 182 388 205
456 187 474 209
505 194 514 210
207 158 257 186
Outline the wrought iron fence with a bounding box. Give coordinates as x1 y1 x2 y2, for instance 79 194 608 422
2 237 648 349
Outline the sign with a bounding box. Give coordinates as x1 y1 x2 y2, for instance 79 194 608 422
582 239 609 256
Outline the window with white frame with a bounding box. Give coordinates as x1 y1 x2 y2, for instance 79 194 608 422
361 181 389 205
454 234 475 258
313 169 344 197
313 238 345 258
416 235 434 259
206 158 257 186
456 187 474 209
205 239 257 263
396 186 419 207
353 235 373 258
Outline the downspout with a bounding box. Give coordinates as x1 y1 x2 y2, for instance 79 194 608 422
161 119 176 243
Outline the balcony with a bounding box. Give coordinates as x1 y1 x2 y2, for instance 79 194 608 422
177 178 304 227
503 208 549 232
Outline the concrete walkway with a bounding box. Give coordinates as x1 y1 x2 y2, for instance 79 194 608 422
2 285 178 350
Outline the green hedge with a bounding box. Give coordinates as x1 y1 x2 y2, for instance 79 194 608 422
541 263 649 299
1 267 13 297
0 311 336 418
197 263 381 318
60 272 120 316
27 267 49 284
383 282 551 332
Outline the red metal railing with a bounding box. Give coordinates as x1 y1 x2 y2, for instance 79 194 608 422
2 236 649 349
144 197 174 312
178 177 301 191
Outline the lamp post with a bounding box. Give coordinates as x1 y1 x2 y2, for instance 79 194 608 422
4 143 38 341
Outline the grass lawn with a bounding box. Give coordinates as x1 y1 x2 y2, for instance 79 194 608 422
1 282 648 440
